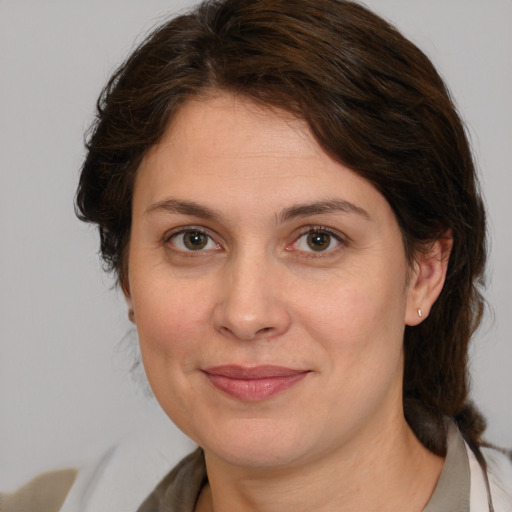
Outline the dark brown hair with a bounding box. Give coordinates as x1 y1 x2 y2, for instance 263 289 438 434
76 0 487 454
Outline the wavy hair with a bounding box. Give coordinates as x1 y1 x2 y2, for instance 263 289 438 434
76 0 487 454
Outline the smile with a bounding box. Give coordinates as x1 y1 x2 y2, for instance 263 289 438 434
202 365 310 402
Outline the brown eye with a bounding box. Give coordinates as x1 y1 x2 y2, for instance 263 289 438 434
183 231 209 250
294 229 342 254
169 230 218 252
306 232 331 251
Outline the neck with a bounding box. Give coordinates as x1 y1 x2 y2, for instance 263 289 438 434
196 415 444 512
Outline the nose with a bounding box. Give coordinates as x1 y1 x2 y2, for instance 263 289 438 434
212 252 292 341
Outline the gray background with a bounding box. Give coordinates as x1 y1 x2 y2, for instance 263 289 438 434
1 0 511 490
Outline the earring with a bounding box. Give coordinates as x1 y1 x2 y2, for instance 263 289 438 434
417 309 423 318
128 308 135 322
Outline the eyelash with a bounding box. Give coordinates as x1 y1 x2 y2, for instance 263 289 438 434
163 226 221 255
289 226 347 257
162 225 348 257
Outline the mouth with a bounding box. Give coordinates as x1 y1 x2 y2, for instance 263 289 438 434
201 365 310 402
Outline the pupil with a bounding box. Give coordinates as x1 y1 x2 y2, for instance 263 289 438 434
185 232 207 249
308 232 330 251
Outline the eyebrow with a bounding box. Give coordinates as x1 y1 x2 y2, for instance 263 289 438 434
145 197 371 223
145 198 221 219
277 199 371 223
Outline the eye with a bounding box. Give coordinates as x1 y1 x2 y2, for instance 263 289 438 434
294 229 342 253
168 230 220 252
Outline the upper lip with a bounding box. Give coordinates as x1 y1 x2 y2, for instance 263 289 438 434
202 365 309 379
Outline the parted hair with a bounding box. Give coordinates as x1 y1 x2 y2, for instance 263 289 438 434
76 0 487 454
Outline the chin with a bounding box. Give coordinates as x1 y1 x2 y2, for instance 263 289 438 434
194 416 318 469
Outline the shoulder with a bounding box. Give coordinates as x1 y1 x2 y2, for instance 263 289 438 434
59 422 193 512
1 420 193 512
467 443 512 512
0 468 77 512
484 445 512 510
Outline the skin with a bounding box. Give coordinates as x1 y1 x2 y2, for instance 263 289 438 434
127 93 451 511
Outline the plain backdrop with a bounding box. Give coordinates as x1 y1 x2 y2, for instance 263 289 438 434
1 0 511 491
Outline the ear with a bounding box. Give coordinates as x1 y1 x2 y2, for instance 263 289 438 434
127 301 136 324
120 276 136 324
405 233 453 326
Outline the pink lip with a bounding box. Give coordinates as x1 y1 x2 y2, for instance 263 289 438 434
202 365 310 402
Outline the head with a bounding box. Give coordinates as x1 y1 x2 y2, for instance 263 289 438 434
76 0 487 455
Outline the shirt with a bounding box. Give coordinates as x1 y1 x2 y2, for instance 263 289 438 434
135 421 509 512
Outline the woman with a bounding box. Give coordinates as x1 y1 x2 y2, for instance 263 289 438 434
73 0 512 510
3 0 510 510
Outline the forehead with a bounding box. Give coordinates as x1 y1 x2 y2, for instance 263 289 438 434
148 93 322 173
134 93 393 226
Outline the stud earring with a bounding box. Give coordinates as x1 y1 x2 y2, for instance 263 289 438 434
128 308 135 322
417 309 423 318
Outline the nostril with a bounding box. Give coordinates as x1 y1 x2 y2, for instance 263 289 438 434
212 296 292 341
218 324 275 341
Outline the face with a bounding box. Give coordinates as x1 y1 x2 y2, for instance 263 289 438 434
128 93 420 469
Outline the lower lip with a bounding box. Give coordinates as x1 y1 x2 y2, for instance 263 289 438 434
204 372 309 402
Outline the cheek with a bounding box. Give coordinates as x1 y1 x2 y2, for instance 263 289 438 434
131 273 214 363
131 276 216 424
298 277 405 339
293 265 408 374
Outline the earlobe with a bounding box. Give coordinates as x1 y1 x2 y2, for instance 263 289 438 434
121 277 135 324
126 294 135 324
405 233 452 326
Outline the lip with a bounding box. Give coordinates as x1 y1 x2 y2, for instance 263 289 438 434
202 365 310 402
